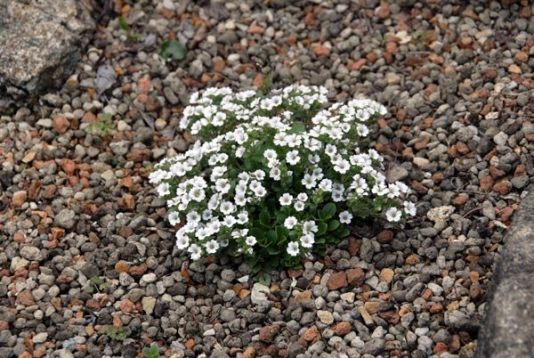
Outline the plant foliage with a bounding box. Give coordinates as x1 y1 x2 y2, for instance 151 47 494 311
150 86 415 269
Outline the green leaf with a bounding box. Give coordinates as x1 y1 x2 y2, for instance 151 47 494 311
257 272 271 286
267 246 281 255
289 121 306 134
160 40 187 61
317 222 327 235
328 220 340 231
266 230 277 245
259 208 271 226
337 226 351 238
142 345 160 358
320 203 337 220
118 16 130 32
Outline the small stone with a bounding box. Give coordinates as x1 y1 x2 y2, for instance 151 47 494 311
312 43 331 57
379 268 394 284
220 308 236 322
140 273 157 285
12 190 27 207
493 180 511 195
387 165 409 182
300 326 320 345
427 206 455 222
32 332 48 344
413 157 430 169
54 209 76 229
204 329 215 336
376 230 393 244
508 64 521 74
511 175 529 189
332 321 352 336
11 257 29 271
359 306 374 325
364 301 381 314
20 246 41 261
493 131 509 146
340 292 355 303
259 325 280 342
346 268 365 286
221 269 236 282
317 310 334 325
53 115 70 133
17 291 35 306
327 271 347 290
115 261 129 273
142 297 156 315
251 283 270 305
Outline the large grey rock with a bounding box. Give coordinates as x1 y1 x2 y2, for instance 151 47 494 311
0 0 94 104
475 187 534 358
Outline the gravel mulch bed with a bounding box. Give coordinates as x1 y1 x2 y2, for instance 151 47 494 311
1 0 533 357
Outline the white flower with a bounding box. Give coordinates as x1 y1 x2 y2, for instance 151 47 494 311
237 211 249 224
325 144 337 157
212 112 226 126
202 210 213 221
222 215 237 227
302 174 316 189
332 191 345 202
220 201 235 215
386 207 402 222
168 211 180 226
286 150 300 165
205 240 219 254
404 201 417 216
284 216 298 229
264 149 277 161
245 236 257 246
157 182 170 196
339 211 353 224
318 179 332 192
294 201 305 211
300 234 314 248
297 193 308 202
188 244 202 260
334 159 350 174
186 211 201 224
254 186 267 197
235 146 245 157
279 193 293 206
357 124 369 137
287 242 300 256
302 220 318 234
175 233 189 249
190 187 206 202
269 167 281 180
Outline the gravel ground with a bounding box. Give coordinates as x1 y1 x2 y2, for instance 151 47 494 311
1 0 533 357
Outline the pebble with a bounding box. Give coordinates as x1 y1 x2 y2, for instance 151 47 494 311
317 310 334 325
54 209 76 229
20 246 41 261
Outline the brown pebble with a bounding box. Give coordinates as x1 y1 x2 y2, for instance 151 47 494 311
346 268 365 286
327 271 347 290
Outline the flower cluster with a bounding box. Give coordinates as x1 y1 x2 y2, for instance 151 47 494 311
150 85 415 269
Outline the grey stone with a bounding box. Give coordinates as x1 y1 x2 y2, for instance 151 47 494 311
476 187 534 358
54 209 76 229
20 246 41 261
386 165 408 182
0 0 95 103
219 308 236 322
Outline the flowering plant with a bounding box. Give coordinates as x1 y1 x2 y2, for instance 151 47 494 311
150 85 415 270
